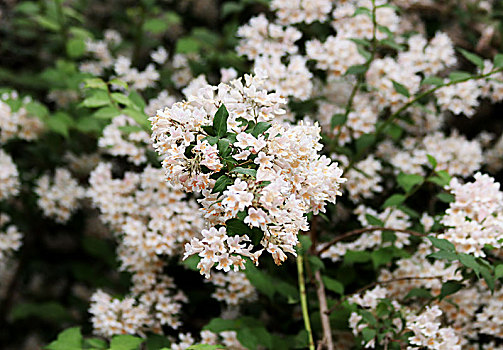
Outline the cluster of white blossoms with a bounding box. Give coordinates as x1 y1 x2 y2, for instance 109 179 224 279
439 173 503 257
87 164 204 335
35 168 85 223
171 330 245 350
236 14 301 59
171 53 200 88
0 92 44 142
80 30 159 90
0 149 19 200
0 213 22 262
332 0 400 40
435 80 482 117
344 155 383 202
208 271 256 306
406 305 462 350
321 205 411 262
151 73 345 277
306 36 365 78
388 132 483 177
270 0 332 25
98 115 151 165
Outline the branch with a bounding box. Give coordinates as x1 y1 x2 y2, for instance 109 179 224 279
297 254 315 350
316 227 425 256
326 275 444 315
315 270 333 350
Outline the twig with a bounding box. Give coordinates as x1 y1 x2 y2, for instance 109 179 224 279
297 254 315 350
315 270 333 350
316 227 425 256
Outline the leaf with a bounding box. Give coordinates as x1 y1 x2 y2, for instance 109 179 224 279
307 255 324 271
426 154 437 168
365 214 384 226
428 170 451 187
81 91 110 108
123 108 150 130
93 106 120 119
330 114 347 129
494 54 503 68
232 167 257 177
458 253 481 277
84 338 108 349
449 71 472 82
405 288 433 300
345 64 368 75
108 335 144 350
226 218 253 236
382 194 406 208
110 92 133 107
251 122 271 137
322 276 344 295
217 138 231 157
183 255 200 271
458 48 484 69
361 327 376 343
392 80 410 97
371 249 394 269
84 78 108 91
421 76 444 86
437 192 454 203
187 345 225 350
355 134 375 154
244 263 276 299
397 173 424 193
143 18 169 34
212 175 233 194
110 79 128 90
495 264 503 279
66 38 86 58
47 112 73 138
213 104 229 138
344 250 371 264
428 250 459 261
45 327 82 350
176 37 201 54
439 281 463 300
427 236 456 251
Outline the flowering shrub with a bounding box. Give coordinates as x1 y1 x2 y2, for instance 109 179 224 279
3 0 503 349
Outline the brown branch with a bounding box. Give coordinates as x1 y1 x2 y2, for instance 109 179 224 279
315 270 333 350
316 227 425 256
326 275 444 315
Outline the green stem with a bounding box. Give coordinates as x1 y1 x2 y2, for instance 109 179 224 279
297 254 315 350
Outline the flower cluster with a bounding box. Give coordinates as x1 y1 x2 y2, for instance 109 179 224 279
0 149 19 200
208 271 256 306
0 213 22 262
439 173 503 257
35 168 85 223
0 92 44 142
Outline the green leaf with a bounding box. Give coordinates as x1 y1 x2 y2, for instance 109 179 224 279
251 122 271 137
439 281 463 300
426 154 437 168
365 214 384 226
458 253 481 277
322 276 344 294
382 194 406 208
244 262 276 299
46 327 82 350
93 106 121 119
143 18 169 34
345 64 368 75
123 108 150 130
421 76 444 86
213 105 229 138
494 54 503 68
307 255 324 271
176 37 201 54
405 288 433 300
428 170 451 187
187 345 225 350
183 255 200 271
84 78 108 91
232 167 257 177
391 80 410 97
110 79 128 90
449 71 472 82
355 134 375 154
81 91 110 108
109 335 144 350
427 236 456 251
361 327 376 343
297 235 312 255
66 38 86 58
84 338 108 349
47 112 73 138
344 250 371 264
212 175 233 193
218 138 231 157
458 48 484 69
330 114 347 129
371 248 394 269
397 173 424 193
436 192 454 203
428 250 459 261
110 92 133 107
226 218 253 236
495 264 503 279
